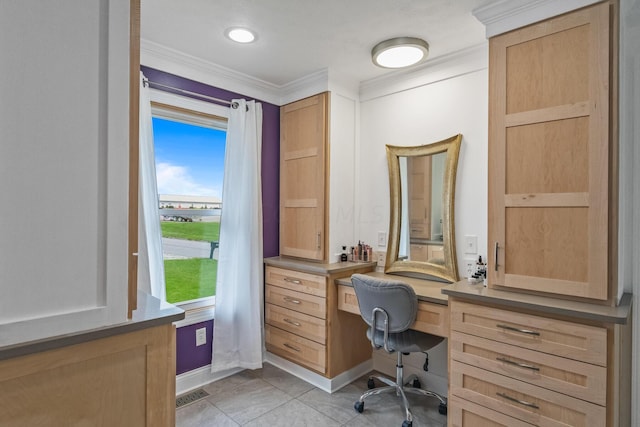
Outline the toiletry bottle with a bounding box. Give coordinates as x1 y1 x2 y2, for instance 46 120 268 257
340 246 348 262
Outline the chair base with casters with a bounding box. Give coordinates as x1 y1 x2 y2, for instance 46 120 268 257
350 274 448 427
353 352 447 427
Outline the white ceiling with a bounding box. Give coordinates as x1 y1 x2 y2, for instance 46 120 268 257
141 0 493 88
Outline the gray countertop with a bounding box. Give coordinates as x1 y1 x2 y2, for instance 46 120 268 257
442 281 632 324
264 256 377 275
0 291 185 361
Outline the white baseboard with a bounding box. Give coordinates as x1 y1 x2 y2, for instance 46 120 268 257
264 352 373 394
175 365 242 396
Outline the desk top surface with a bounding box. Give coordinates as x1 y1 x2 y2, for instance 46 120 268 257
335 272 449 305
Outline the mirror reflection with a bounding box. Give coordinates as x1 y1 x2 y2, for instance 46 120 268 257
385 134 461 282
398 152 446 262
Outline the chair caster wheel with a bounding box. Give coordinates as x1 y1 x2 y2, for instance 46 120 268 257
367 378 375 389
354 401 364 413
438 403 447 415
411 378 421 388
402 421 413 427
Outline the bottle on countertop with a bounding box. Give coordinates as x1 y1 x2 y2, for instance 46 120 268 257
340 246 348 262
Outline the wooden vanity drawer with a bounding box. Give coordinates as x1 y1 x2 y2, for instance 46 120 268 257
265 325 326 373
449 395 533 427
450 300 607 366
265 303 326 344
451 361 606 427
337 284 360 315
450 331 606 405
266 285 326 319
265 266 326 297
337 285 448 337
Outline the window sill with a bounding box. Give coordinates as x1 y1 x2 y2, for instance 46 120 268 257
172 298 215 328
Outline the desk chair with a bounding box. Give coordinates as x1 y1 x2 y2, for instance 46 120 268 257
351 274 447 427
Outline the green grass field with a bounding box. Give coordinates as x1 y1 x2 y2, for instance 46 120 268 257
160 221 220 242
161 221 220 304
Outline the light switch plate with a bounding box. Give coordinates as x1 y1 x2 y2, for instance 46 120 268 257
464 235 477 254
377 231 387 247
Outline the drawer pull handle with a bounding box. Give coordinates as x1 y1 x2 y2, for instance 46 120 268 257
283 318 301 327
494 241 499 271
496 357 540 371
496 324 540 336
284 277 302 285
283 343 301 352
496 392 540 410
283 297 301 304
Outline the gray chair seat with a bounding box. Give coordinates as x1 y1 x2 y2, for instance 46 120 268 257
367 328 444 354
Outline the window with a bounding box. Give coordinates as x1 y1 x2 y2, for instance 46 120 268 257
151 102 227 306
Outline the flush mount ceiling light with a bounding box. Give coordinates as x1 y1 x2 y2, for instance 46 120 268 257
225 27 256 43
371 37 429 69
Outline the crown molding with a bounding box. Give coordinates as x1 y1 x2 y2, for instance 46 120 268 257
472 0 601 38
141 39 282 105
278 69 329 105
359 43 488 102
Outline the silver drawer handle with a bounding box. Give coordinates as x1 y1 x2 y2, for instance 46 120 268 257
283 297 301 304
496 357 540 371
283 343 301 352
283 318 301 327
496 392 540 409
284 277 302 284
496 324 540 336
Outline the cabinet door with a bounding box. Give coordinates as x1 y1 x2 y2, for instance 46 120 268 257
0 0 135 345
488 3 611 300
280 93 328 261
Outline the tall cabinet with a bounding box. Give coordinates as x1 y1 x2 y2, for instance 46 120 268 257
487 0 615 302
280 93 329 261
447 2 631 426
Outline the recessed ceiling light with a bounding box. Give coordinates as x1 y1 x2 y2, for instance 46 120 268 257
225 27 256 44
372 37 429 68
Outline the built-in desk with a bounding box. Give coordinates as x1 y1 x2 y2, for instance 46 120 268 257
335 272 449 338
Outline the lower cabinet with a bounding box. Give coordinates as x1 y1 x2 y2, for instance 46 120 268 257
0 323 177 426
448 299 629 427
264 263 373 378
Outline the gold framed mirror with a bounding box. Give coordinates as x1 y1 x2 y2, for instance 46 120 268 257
385 134 462 282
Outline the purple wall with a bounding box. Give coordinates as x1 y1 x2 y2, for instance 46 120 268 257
141 66 280 375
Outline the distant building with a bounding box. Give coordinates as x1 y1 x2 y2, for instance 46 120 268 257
158 194 221 209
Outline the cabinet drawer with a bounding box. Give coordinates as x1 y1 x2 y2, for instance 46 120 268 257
265 266 326 297
265 325 325 373
266 285 326 319
451 361 606 427
450 331 606 405
337 284 360 315
337 285 448 337
450 301 607 366
449 396 533 427
265 303 326 344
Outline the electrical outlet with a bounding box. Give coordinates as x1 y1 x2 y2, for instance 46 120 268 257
464 258 476 278
376 251 386 267
195 327 206 346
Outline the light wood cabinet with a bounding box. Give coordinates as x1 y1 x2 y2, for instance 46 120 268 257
448 299 626 427
487 1 617 301
279 93 329 261
264 262 374 378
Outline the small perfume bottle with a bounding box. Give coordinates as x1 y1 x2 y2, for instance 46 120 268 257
340 246 348 262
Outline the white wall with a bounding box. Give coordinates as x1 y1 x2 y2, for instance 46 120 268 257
357 59 489 275
355 47 488 387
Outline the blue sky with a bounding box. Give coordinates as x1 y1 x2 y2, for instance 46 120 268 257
152 117 226 198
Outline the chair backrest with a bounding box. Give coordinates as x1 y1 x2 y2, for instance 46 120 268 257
351 274 418 333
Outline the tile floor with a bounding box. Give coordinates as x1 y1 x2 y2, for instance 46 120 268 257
176 363 447 427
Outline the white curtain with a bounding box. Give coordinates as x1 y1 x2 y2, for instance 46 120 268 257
211 99 264 372
137 72 166 300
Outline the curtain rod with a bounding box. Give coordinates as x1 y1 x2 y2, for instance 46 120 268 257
142 78 240 109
